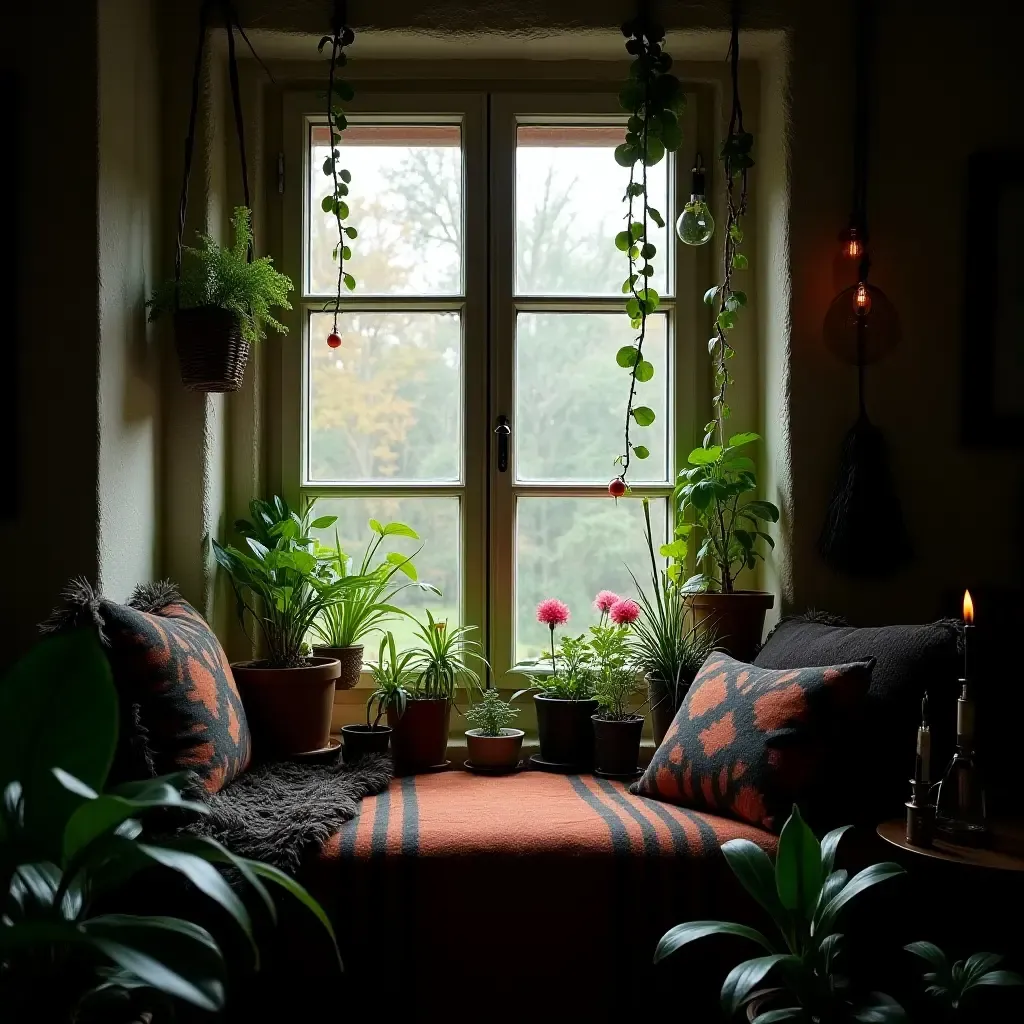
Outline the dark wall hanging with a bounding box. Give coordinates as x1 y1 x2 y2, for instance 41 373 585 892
818 0 912 578
963 152 1024 446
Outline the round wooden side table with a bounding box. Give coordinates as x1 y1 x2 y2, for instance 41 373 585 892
876 819 1024 872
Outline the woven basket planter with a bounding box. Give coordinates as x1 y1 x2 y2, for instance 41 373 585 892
173 307 250 393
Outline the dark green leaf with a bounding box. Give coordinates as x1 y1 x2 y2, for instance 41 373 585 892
320 195 333 213
721 839 787 926
336 201 350 219
775 805 822 920
733 252 749 269
817 862 905 937
635 360 654 383
851 993 908 1023
688 446 723 466
632 406 656 427
821 825 852 875
616 346 639 369
654 920 773 963
704 285 721 306
614 143 637 167
344 226 358 239
630 221 645 241
322 158 334 176
732 290 748 306
730 222 745 243
343 273 356 291
718 309 737 331
615 230 632 252
974 970 1024 987
649 207 665 228
753 1011 804 1023
309 516 337 530
339 168 352 184
722 955 796 1017
633 445 650 459
640 242 656 259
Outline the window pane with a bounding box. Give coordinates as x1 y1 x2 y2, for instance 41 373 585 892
308 124 462 296
515 312 669 483
515 125 669 296
310 495 461 652
515 497 667 663
307 310 461 483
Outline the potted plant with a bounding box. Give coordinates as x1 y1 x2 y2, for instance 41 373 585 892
0 630 336 1021
311 518 436 690
342 632 412 763
464 687 523 772
904 942 1022 1022
655 805 909 1022
630 497 718 745
388 611 487 774
513 601 599 770
148 207 293 392
590 616 645 777
667 431 780 661
213 496 366 756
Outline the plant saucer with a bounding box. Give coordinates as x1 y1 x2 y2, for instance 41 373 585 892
593 766 643 781
528 754 589 774
463 759 524 776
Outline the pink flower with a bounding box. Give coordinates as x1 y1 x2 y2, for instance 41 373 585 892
536 598 570 627
609 598 641 626
594 590 620 614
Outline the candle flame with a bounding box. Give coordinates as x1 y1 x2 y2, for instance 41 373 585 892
963 589 974 624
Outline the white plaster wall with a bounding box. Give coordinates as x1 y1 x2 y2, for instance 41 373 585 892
97 0 163 601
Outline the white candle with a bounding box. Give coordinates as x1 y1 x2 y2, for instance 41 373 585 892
916 725 931 784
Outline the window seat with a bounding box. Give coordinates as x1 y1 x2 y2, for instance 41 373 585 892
291 770 776 1019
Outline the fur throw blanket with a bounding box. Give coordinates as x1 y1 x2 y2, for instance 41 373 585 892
186 753 392 873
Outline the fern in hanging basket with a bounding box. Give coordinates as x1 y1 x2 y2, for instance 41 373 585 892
148 206 293 347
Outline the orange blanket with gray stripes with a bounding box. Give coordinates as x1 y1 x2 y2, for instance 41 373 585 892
301 771 776 1019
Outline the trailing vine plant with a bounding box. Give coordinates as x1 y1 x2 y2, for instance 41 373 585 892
610 13 684 495
318 7 358 349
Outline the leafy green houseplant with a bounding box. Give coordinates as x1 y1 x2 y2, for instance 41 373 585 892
904 943 1022 1022
0 630 335 1023
590 622 646 777
630 496 718 745
148 207 294 392
655 805 908 1023
311 518 436 690
464 688 523 773
213 496 369 756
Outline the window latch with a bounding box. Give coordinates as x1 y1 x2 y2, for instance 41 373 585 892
494 415 511 473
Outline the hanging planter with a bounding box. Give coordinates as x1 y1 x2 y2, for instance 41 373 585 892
148 1 291 393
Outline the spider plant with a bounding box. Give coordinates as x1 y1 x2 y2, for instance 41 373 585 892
408 610 488 704
366 631 417 727
311 520 438 650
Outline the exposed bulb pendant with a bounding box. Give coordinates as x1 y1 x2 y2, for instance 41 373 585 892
675 153 715 246
853 281 872 315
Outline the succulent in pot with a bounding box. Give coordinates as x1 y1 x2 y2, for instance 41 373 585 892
311 518 437 690
147 207 293 392
590 617 645 777
464 687 523 772
387 611 488 774
213 496 372 756
630 497 718 746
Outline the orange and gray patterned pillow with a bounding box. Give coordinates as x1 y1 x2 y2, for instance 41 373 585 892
630 653 873 833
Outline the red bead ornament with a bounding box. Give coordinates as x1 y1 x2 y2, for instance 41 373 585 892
608 477 627 498
327 332 342 349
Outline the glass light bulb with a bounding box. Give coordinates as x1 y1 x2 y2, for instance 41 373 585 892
676 195 715 246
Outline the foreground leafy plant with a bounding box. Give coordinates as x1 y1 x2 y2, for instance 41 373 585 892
667 432 780 593
148 207 293 346
654 805 907 1022
0 631 336 1022
612 13 684 487
905 942 1022 1020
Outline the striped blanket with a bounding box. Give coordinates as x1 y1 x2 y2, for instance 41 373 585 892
298 771 777 1021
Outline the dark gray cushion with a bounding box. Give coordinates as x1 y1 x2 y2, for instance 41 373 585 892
754 617 961 823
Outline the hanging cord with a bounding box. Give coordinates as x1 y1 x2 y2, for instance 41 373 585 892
173 0 258 305
852 0 873 417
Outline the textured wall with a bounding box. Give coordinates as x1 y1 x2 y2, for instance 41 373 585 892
97 0 163 601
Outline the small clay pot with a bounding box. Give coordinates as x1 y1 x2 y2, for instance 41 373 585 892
233 657 340 757
312 644 364 690
592 714 644 775
465 728 524 769
341 724 392 762
690 591 775 663
535 695 599 769
388 698 450 774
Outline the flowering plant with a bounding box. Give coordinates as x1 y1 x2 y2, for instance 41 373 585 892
590 624 643 721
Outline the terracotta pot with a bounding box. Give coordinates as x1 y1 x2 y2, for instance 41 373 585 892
312 644 364 690
690 591 775 663
592 715 644 775
647 673 679 748
233 657 340 756
388 698 450 773
341 723 392 762
535 695 599 769
465 728 524 769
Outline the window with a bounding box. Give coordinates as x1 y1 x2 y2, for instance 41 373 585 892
282 90 698 685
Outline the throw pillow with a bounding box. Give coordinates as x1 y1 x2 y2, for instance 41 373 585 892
630 653 873 832
753 616 961 822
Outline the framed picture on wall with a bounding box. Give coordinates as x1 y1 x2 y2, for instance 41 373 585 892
963 151 1024 445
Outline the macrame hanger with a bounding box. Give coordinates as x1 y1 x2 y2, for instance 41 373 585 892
174 0 254 308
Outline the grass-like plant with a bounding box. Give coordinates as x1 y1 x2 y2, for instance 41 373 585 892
148 207 293 346
464 688 520 737
311 519 437 650
408 610 488 704
366 631 416 726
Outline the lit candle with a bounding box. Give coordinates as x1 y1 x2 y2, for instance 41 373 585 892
915 692 931 785
962 589 974 683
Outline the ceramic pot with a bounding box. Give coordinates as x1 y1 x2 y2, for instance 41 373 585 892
690 591 775 663
535 695 599 769
388 698 450 773
312 644 364 690
592 715 644 775
465 728 524 769
341 724 392 762
647 673 679 748
233 657 340 756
